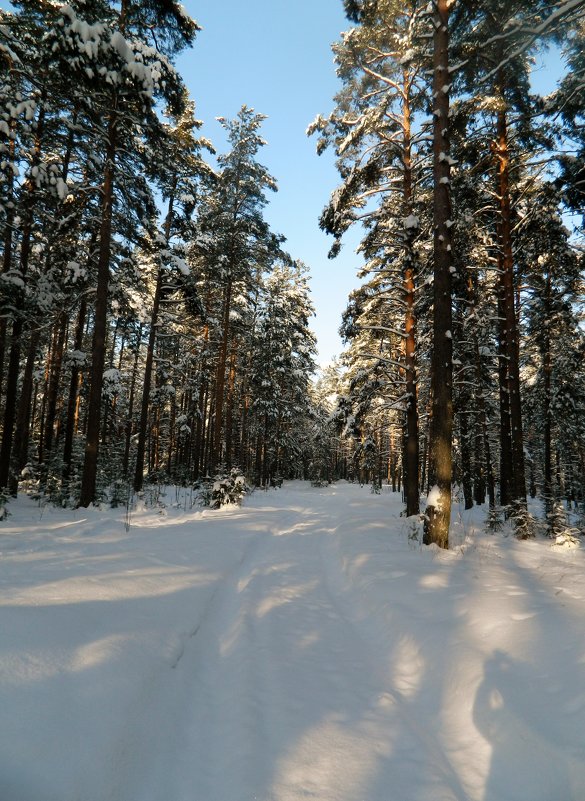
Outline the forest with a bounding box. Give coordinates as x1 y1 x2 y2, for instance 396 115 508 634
0 0 584 548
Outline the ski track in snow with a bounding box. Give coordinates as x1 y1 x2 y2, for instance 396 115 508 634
1 482 585 801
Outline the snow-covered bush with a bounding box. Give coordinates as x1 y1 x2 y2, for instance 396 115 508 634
486 506 505 533
509 500 535 539
201 468 249 509
109 479 131 509
546 500 571 538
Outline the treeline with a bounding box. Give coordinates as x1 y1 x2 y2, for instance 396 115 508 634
0 1 322 510
310 0 585 545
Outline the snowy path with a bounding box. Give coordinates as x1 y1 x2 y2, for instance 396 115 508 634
165 509 461 801
1 482 585 801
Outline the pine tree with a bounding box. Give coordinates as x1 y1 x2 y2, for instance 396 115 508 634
193 106 283 474
248 260 316 484
309 0 430 516
422 0 453 549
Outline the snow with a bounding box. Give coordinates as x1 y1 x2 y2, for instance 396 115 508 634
426 483 442 509
1 482 584 801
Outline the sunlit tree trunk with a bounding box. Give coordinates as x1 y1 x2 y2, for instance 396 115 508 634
424 0 453 549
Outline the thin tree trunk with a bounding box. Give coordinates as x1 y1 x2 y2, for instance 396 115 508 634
43 312 67 456
211 278 233 472
0 103 45 492
224 346 237 469
133 189 175 492
542 269 553 513
495 101 526 512
122 327 142 477
9 327 42 494
79 110 117 506
402 68 420 517
192 379 206 480
0 129 17 404
62 296 88 488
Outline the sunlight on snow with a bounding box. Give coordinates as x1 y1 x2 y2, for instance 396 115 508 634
255 580 320 619
273 716 391 801
0 632 129 685
390 634 425 698
418 572 451 589
71 633 129 672
236 563 295 593
0 567 216 606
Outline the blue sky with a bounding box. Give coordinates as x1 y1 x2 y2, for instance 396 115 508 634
178 0 361 367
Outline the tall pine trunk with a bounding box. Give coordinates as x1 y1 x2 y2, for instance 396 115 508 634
424 0 453 549
542 268 553 513
10 327 42 494
211 277 233 472
0 101 46 492
122 326 142 477
62 296 87 489
79 112 117 506
494 102 526 513
401 68 420 517
0 130 17 405
43 311 67 456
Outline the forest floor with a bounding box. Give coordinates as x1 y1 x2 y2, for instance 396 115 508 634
1 480 584 801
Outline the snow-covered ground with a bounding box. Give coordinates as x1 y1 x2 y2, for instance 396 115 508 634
1 481 584 801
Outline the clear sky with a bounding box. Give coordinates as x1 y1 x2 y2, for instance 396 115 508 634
178 0 362 368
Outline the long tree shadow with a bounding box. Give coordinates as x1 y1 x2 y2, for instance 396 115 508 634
473 649 580 801
169 489 476 801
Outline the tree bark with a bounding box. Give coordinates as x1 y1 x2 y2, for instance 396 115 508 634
79 111 117 506
62 296 87 488
0 100 46 492
43 311 67 456
211 277 233 472
9 327 42 494
495 102 526 510
122 326 142 477
424 0 453 549
0 129 16 404
401 68 420 517
542 268 553 513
